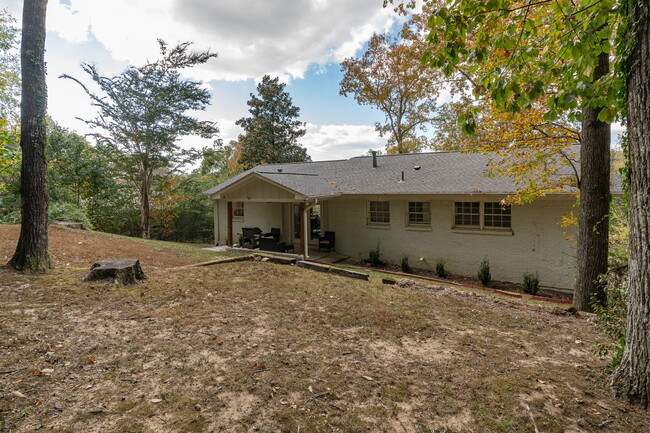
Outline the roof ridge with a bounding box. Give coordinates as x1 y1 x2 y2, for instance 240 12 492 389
258 158 348 167
350 151 455 159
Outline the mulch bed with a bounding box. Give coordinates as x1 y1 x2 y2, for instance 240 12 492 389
358 260 573 301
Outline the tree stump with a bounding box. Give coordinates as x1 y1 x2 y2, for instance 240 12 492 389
83 260 147 285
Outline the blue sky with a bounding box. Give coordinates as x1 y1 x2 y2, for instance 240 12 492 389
5 0 401 161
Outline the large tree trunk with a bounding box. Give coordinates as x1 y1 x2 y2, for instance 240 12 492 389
9 0 50 272
573 51 610 312
611 2 650 409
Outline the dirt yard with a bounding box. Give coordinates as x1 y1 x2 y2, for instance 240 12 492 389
0 224 647 432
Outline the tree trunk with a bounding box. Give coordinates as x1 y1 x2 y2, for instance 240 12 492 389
140 171 151 239
573 51 610 312
9 0 50 272
611 2 650 409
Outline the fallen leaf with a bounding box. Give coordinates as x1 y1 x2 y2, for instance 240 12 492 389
362 376 374 381
150 398 162 403
87 358 97 364
308 385 313 393
11 391 27 398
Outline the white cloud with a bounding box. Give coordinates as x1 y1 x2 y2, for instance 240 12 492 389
46 0 398 82
302 123 384 160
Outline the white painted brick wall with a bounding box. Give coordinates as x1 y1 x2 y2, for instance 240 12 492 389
327 197 576 289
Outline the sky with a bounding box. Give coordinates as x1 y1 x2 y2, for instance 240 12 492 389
5 0 624 163
4 0 408 162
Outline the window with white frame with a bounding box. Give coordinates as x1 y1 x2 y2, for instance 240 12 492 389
483 202 511 228
232 201 244 220
408 201 431 225
453 201 512 230
368 201 390 224
454 202 480 227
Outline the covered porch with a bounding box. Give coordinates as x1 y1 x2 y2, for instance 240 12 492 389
208 173 336 259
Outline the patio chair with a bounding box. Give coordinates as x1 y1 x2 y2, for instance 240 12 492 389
318 231 335 252
242 227 261 249
264 227 281 241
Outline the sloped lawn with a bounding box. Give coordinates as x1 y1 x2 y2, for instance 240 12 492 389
0 224 647 432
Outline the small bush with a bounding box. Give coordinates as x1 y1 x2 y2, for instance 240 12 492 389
435 260 447 278
400 254 409 273
593 270 628 371
49 201 94 229
522 272 540 295
368 244 382 267
478 259 491 287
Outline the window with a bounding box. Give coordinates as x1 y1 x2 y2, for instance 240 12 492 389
232 202 244 220
369 201 390 224
408 201 431 225
484 202 511 228
454 202 480 227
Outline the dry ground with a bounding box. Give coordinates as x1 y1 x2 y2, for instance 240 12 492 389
0 224 647 432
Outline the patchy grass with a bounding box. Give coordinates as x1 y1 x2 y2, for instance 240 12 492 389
0 224 647 432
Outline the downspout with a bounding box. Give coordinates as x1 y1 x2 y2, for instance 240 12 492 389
302 200 317 259
214 199 220 246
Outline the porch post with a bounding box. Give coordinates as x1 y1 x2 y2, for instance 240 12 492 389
303 202 316 260
227 201 233 246
298 202 305 256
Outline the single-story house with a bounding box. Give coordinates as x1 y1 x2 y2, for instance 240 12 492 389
203 149 618 291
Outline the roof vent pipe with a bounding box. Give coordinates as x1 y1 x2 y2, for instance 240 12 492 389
371 151 378 168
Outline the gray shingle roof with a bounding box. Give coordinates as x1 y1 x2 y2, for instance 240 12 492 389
204 147 621 198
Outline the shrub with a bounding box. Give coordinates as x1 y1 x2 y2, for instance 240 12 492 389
400 254 409 273
49 201 94 229
522 272 540 295
593 270 628 371
591 198 628 371
368 244 382 267
435 260 447 278
478 259 491 287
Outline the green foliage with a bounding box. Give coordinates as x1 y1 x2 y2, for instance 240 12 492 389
47 120 111 205
0 194 19 223
435 259 447 278
88 183 140 237
422 0 622 127
593 273 628 371
478 259 491 287
233 75 310 171
0 124 20 192
609 199 629 266
522 272 540 295
368 244 383 267
0 9 20 123
62 40 219 237
591 198 629 371
48 201 93 229
399 253 409 273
